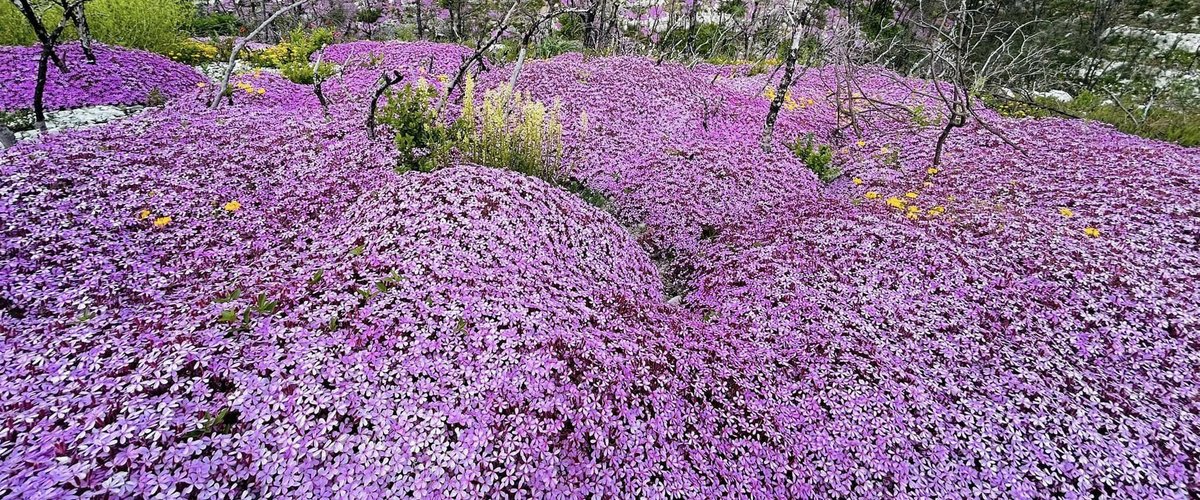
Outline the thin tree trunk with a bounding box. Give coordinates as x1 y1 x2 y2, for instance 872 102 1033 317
33 47 52 132
761 22 803 152
67 2 96 64
415 0 425 38
15 0 69 71
212 0 314 109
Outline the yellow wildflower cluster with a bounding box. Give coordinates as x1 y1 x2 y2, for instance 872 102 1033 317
761 88 815 111
1084 227 1101 238
248 44 291 68
223 200 242 212
154 216 172 227
167 39 219 65
233 82 266 95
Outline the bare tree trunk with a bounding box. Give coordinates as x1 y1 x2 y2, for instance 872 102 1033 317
33 47 52 132
367 71 405 139
212 0 314 109
761 19 804 152
684 1 699 57
312 47 328 115
415 0 425 38
14 0 69 72
66 2 96 64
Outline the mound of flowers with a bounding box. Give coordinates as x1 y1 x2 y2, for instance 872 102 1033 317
1 40 1199 496
0 43 206 112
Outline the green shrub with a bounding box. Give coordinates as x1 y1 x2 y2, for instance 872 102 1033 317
790 133 839 182
1 110 35 133
355 8 382 24
378 82 454 172
187 11 239 37
281 60 338 85
167 38 220 65
534 36 583 59
456 81 565 183
0 0 191 54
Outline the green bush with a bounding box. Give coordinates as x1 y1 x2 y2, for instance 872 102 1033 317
187 11 239 37
456 83 565 183
378 82 454 172
0 0 191 54
790 133 839 182
281 60 338 85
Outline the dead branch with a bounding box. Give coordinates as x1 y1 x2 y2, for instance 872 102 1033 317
211 0 314 109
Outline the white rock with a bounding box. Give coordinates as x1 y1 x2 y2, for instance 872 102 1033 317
15 105 145 141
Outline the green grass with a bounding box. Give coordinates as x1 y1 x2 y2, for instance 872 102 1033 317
986 90 1200 147
0 0 192 55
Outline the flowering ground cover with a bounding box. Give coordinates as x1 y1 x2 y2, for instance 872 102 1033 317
1 41 1198 497
0 44 206 112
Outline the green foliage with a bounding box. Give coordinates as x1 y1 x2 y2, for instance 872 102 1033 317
790 133 839 182
167 38 220 65
986 90 1200 147
281 61 338 85
356 8 382 24
1 110 35 133
246 27 336 83
186 11 239 37
378 82 453 172
537 35 588 59
0 2 32 46
455 83 565 184
0 0 191 53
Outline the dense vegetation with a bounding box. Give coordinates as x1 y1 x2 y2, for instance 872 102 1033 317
1 0 1198 496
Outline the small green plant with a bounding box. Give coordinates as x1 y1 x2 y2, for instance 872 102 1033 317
186 11 239 37
455 81 565 184
910 104 934 128
355 8 382 24
790 133 839 182
281 60 338 84
377 81 453 172
0 110 35 132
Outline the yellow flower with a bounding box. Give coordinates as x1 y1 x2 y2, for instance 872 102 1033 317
865 191 880 199
886 197 906 209
905 192 918 199
906 212 919 220
762 88 777 100
805 98 815 106
1084 227 1101 238
928 205 946 216
881 147 891 154
927 167 938 175
196 82 207 88
138 209 151 219
855 140 866 147
852 177 863 185
223 200 241 212
257 88 265 95
1058 207 1074 218
153 216 172 227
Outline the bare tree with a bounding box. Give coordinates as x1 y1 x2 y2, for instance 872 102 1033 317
12 0 89 132
761 2 811 152
435 0 521 116
211 0 314 109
